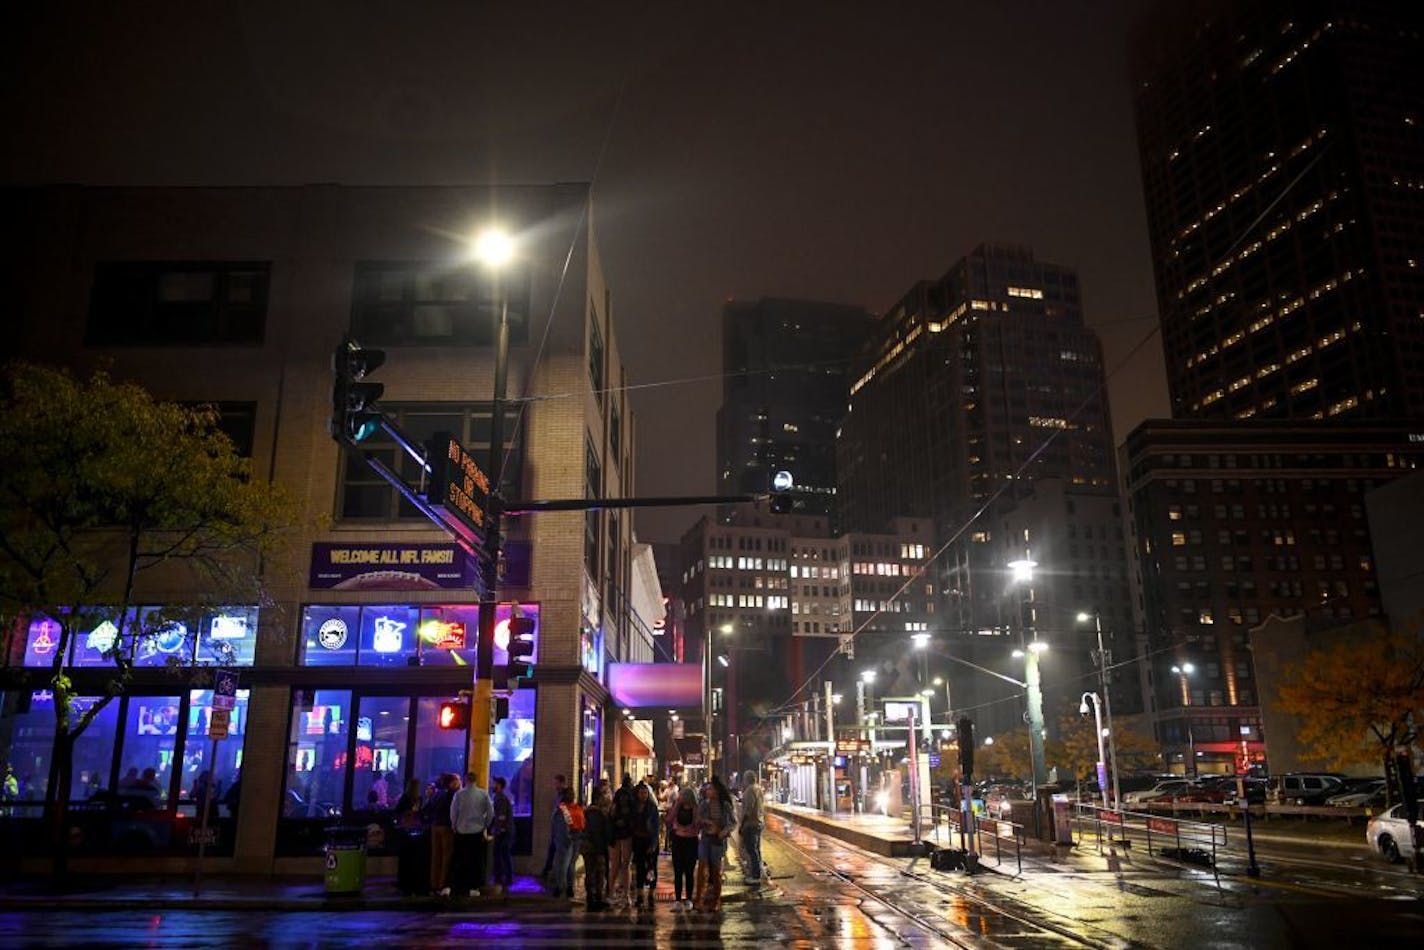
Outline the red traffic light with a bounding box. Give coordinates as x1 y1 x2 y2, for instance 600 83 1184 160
438 700 469 730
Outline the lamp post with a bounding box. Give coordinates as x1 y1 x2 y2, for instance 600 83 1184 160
1080 691 1109 811
469 226 514 789
1171 662 1197 776
1007 557 1047 794
861 669 877 812
1077 609 1121 810
933 675 953 720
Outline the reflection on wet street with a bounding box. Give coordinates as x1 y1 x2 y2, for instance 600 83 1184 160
4 815 1423 947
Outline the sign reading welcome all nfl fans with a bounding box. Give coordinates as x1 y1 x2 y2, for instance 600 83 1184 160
309 542 477 591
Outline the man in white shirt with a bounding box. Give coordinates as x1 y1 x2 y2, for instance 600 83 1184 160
451 771 493 897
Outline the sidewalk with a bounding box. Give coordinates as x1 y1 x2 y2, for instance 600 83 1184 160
767 802 929 858
0 850 768 912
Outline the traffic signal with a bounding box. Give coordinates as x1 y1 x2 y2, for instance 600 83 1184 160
438 700 470 730
330 337 387 445
957 716 974 778
492 695 510 724
769 469 795 514
506 616 536 682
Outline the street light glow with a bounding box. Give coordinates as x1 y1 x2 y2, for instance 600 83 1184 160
831 693 842 705
1007 558 1037 584
932 676 944 686
472 227 515 267
861 669 877 683
1076 611 1092 623
910 632 931 649
720 623 734 634
1028 640 1048 654
920 688 934 697
984 736 995 746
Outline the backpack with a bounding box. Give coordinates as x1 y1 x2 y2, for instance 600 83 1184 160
563 802 586 835
612 788 634 832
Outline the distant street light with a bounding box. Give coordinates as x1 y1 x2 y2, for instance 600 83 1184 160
471 227 515 268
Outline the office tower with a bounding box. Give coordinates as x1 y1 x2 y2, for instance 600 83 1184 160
1133 0 1424 421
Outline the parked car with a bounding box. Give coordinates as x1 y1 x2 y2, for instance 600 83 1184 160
982 784 1028 818
1222 778 1268 805
1327 778 1387 808
1268 773 1345 805
1366 802 1424 863
1123 779 1198 806
1157 786 1226 804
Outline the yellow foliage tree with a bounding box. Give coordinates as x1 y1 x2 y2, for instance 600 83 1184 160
1277 630 1424 795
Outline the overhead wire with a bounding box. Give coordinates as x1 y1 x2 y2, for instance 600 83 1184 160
752 142 1332 730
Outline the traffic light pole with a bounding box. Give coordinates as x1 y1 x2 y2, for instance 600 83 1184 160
470 277 510 790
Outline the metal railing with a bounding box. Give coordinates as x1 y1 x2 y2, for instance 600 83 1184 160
1071 801 1226 869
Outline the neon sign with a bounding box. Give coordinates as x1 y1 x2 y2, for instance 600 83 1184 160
418 619 467 650
29 618 58 656
87 621 118 654
209 614 248 640
317 618 348 650
371 616 405 653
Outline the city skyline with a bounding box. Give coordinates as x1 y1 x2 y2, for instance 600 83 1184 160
2 0 1167 543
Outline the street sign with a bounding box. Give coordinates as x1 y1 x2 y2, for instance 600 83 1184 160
426 431 491 552
928 753 941 768
836 739 870 754
208 707 231 740
212 669 239 711
882 701 918 723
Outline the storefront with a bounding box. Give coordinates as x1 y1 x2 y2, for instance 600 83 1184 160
1 598 543 863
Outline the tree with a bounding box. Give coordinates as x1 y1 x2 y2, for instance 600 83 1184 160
0 363 297 876
977 728 1064 784
1055 708 1163 787
1277 629 1424 805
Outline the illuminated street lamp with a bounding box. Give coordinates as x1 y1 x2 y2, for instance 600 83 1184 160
1007 555 1046 794
1171 662 1198 775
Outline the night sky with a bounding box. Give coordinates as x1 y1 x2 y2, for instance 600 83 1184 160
3 0 1169 542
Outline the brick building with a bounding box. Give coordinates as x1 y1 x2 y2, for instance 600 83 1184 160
0 183 650 875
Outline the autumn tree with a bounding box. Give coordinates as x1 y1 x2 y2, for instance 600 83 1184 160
1277 629 1424 807
0 363 297 875
1055 708 1163 785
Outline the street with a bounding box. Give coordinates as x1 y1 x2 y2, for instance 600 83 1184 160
4 814 1423 948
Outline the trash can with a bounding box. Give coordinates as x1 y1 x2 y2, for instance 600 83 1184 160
324 826 368 894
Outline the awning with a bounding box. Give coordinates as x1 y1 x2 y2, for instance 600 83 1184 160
619 721 653 759
673 738 705 767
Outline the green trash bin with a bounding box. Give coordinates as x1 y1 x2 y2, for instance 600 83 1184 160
324 826 368 894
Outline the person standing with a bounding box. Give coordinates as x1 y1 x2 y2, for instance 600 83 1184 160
630 782 661 909
427 774 459 897
739 769 766 884
665 786 699 910
451 771 492 897
608 775 637 907
581 782 612 910
539 774 568 885
489 776 514 895
549 788 584 898
695 776 736 912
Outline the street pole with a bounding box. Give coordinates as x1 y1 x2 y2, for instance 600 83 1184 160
907 708 922 845
1092 610 1122 810
918 695 933 835
470 270 509 790
1024 645 1047 791
856 680 868 813
1082 692 1109 812
824 680 836 815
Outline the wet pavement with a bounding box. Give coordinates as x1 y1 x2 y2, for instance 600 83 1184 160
3 816 1423 947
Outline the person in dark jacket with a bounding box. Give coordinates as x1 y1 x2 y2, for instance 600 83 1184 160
490 776 515 894
582 782 612 910
630 782 661 909
608 775 637 907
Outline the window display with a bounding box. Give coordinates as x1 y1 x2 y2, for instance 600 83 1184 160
120 695 180 806
181 688 248 819
69 697 120 799
297 603 536 667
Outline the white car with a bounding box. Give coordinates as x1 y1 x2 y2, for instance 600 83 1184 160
1365 802 1424 863
1122 780 1196 807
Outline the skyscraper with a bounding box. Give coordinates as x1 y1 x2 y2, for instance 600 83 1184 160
716 298 874 524
838 244 1133 734
1133 0 1424 422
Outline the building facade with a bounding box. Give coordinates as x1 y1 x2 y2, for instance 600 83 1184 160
1122 420 1420 773
1132 0 1424 422
0 183 651 874
716 298 873 524
837 244 1131 736
679 509 936 776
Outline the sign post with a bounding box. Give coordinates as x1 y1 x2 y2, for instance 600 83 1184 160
194 669 237 897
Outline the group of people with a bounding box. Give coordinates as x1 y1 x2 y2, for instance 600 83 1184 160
392 772 515 898
540 769 765 913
